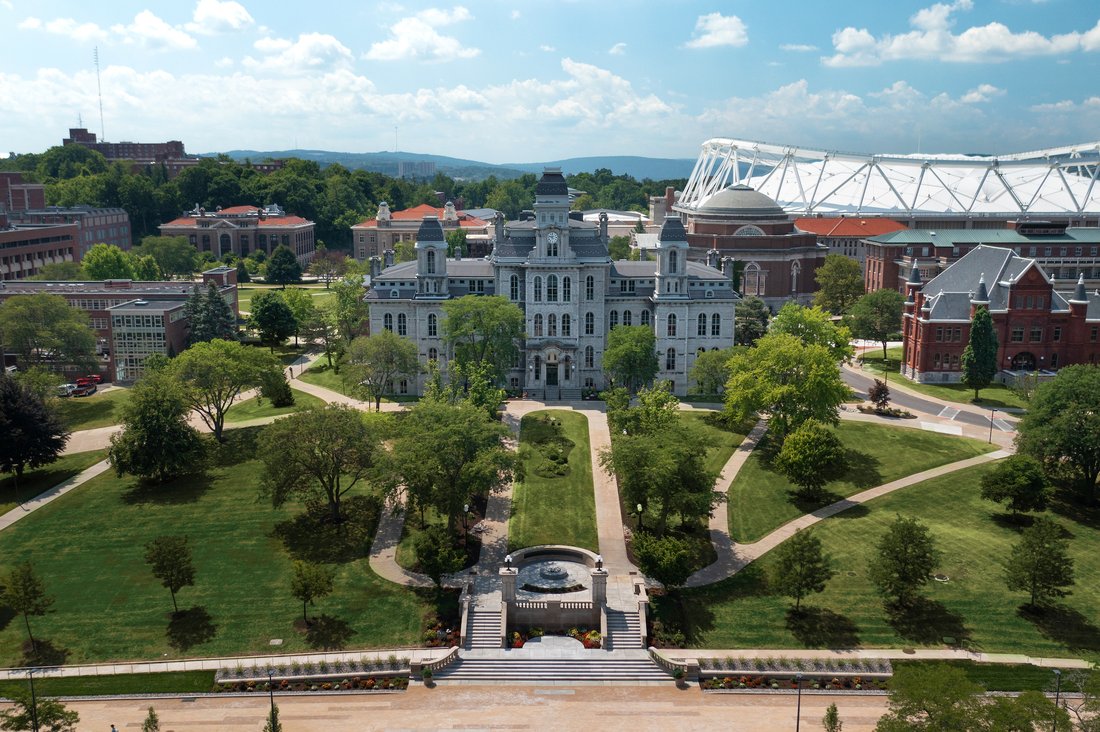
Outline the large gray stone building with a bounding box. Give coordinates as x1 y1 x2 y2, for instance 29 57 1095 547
366 169 740 398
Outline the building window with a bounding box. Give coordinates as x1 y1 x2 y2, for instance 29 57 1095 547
585 312 595 335
548 313 557 337
1091 327 1098 342
668 250 678 274
562 276 571 302
428 347 438 361
1011 327 1024 343
427 250 436 274
586 275 594 300
397 313 407 336
534 314 543 337
384 313 393 331
641 310 650 327
510 274 519 301
1053 326 1062 342
562 314 571 337
935 327 943 342
1036 296 1044 310
534 276 542 302
933 353 941 369
609 310 618 329
547 274 558 302
622 310 632 327
547 235 558 257
743 263 763 296
533 355 541 381
1051 352 1060 368
665 348 676 370
667 313 677 337
711 313 721 337
585 346 594 368
1030 326 1042 342
1026 295 1033 309
428 313 437 337
954 328 962 342
697 313 707 336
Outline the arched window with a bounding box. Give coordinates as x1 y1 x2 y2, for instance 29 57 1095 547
534 276 542 302
428 347 438 361
641 310 650 327
548 313 557 337
698 346 706 356
562 276 572 302
711 313 721 337
383 313 393 331
585 312 595 335
510 274 519 301
744 263 762 296
427 250 436 274
622 310 632 327
666 348 676 370
547 274 558 302
698 313 707 336
585 345 594 368
427 313 437 337
534 314 543 337
669 249 678 274
562 314 571 337
397 313 407 336
790 261 801 294
667 313 677 337
219 233 231 254
609 310 619 329
585 275 595 300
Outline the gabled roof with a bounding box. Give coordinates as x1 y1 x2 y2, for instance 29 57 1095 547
353 204 488 229
919 245 1053 320
794 217 907 237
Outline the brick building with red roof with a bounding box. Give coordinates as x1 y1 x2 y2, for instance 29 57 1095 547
794 217 907 268
351 201 490 260
159 203 316 265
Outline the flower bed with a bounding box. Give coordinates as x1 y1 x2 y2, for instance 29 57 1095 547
699 656 892 676
702 674 888 691
216 656 411 683
509 627 602 649
422 621 460 648
856 405 916 419
212 675 409 693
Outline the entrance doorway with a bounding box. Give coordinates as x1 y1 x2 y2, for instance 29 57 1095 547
1011 352 1036 370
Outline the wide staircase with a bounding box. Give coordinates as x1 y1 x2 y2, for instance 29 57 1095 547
432 652 670 684
465 608 502 650
604 609 644 650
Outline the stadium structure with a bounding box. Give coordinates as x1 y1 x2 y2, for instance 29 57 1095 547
675 138 1100 228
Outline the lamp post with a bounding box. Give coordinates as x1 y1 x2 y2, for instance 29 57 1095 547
988 407 997 444
26 668 38 732
1053 669 1062 731
463 503 470 548
266 668 276 727
794 672 803 732
636 503 644 532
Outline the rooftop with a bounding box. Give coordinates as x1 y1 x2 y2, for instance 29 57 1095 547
794 217 907 237
353 203 488 229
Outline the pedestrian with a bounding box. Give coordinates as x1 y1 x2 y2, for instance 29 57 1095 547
111 725 118 732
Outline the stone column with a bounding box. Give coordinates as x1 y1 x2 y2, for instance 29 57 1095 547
590 567 608 605
500 566 518 603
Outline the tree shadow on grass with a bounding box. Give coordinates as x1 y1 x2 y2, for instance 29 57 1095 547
305 614 357 650
842 448 882 489
209 427 262 467
167 606 217 652
121 472 213 506
886 597 972 646
786 606 861 648
0 605 14 634
1049 493 1100 532
1019 604 1100 653
272 496 381 564
20 638 70 667
990 512 1038 532
788 489 845 517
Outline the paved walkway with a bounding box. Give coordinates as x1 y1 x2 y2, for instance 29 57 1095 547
367 491 434 589
578 404 635 574
672 646 1091 669
0 459 112 532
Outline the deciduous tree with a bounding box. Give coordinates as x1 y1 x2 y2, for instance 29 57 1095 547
813 254 864 314
770 302 854 363
81 243 135 280
441 295 524 383
281 288 315 346
770 528 835 611
631 532 694 589
0 374 69 479
289 561 335 625
1004 517 1074 608
0 293 98 371
689 347 736 396
133 236 199 279
307 245 347 287
144 535 196 613
264 244 302 288
299 308 342 369
961 307 998 400
331 274 370 343
413 526 466 586
602 324 659 393
773 419 849 498
0 690 79 732
979 454 1050 517
848 289 904 360
249 290 297 351
875 663 984 732
0 562 54 656
868 516 941 608
343 330 420 411
734 296 770 347
142 707 160 732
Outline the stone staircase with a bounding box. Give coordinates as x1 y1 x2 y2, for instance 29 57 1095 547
465 608 502 650
432 653 670 684
604 610 643 650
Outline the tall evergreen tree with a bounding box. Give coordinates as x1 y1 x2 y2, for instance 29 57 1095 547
960 306 998 400
265 245 302 288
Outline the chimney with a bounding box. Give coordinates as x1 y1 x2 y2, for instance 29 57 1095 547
383 249 394 267
370 256 381 278
721 257 736 284
706 248 720 269
599 212 608 242
494 211 505 243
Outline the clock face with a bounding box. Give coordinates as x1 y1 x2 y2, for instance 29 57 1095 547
547 232 559 245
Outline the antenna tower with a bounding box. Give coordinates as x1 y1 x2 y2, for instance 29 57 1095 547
94 47 106 140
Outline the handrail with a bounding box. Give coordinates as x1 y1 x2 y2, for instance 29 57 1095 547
422 648 460 674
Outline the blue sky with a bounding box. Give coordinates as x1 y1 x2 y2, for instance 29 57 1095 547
2 0 1098 163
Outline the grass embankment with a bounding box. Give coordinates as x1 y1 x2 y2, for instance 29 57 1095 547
891 660 1071 693
224 388 325 423
56 388 131 431
728 421 995 543
298 364 417 404
0 450 107 516
662 461 1100 664
0 427 445 666
509 410 597 552
861 346 1029 410
0 671 215 698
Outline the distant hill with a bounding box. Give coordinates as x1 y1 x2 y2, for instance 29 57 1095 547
203 149 694 182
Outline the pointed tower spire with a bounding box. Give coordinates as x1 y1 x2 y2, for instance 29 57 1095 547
907 262 922 285
1071 273 1088 303
971 273 989 304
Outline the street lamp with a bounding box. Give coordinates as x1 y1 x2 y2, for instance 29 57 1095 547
636 503 644 532
1053 669 1062 731
988 407 997 444
795 672 803 732
463 503 470 547
266 668 276 727
26 668 39 732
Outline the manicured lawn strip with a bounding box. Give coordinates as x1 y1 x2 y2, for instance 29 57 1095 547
238 284 332 314
0 428 436 666
861 347 1028 410
665 462 1100 663
0 671 215 698
509 410 597 552
224 387 325 423
55 388 131 431
680 411 752 476
890 661 1067 693
728 422 995 543
0 450 108 516
298 364 351 396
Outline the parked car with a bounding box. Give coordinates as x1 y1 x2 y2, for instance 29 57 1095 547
72 384 97 397
57 383 78 397
75 377 93 388
87 374 103 384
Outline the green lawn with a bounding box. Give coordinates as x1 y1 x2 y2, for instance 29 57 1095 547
728 421 995 543
224 387 325 423
680 411 753 476
0 450 107 516
890 661 1069 693
509 410 598 552
0 671 215 698
55 388 131 431
238 284 333 314
662 462 1100 663
298 364 352 396
0 428 443 666
861 347 1029 410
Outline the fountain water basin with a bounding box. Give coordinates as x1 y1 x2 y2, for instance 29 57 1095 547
516 559 589 595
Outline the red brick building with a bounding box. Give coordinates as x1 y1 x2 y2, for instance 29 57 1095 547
64 127 186 163
0 172 46 211
0 214 79 280
351 201 490 260
159 204 316 265
793 217 906 269
901 245 1100 383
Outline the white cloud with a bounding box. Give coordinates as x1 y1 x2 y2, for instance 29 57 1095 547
540 44 555 52
780 43 817 52
365 5 480 61
187 0 254 34
609 42 626 55
960 83 1005 103
245 32 353 74
824 1 1100 66
111 11 197 50
2 0 14 10
685 12 748 49
1030 96 1100 112
18 16 108 43
510 9 520 20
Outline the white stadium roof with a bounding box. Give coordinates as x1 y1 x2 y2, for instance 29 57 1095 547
676 138 1100 217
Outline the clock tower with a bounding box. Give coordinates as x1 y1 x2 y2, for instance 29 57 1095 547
533 166 570 257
